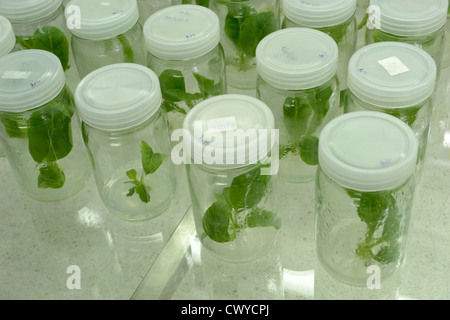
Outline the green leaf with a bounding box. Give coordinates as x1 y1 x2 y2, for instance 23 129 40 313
193 72 224 98
32 26 70 71
238 11 277 58
38 163 66 189
136 176 151 203
346 189 401 265
385 105 422 127
27 102 73 163
223 166 271 211
159 70 188 102
202 200 236 243
161 101 187 115
0 115 27 138
298 136 319 166
141 141 167 175
126 169 137 180
245 207 281 230
116 34 134 63
283 95 314 142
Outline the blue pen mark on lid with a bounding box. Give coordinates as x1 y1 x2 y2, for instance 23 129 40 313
380 159 392 166
30 80 41 88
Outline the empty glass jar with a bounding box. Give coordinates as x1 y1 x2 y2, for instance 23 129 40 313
183 94 280 262
365 0 448 70
143 4 226 136
0 50 91 201
210 0 280 91
75 63 176 221
256 28 340 183
316 111 418 287
345 42 437 178
282 0 357 92
65 0 146 78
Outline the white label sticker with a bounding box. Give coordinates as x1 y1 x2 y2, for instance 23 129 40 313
377 56 410 76
207 116 237 133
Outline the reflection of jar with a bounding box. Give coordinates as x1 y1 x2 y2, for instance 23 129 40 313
316 111 418 287
365 0 448 70
0 50 91 201
0 15 15 158
65 0 146 78
282 0 357 91
210 0 280 91
345 42 437 178
143 5 226 136
183 94 279 262
256 28 340 183
75 64 176 221
0 0 80 89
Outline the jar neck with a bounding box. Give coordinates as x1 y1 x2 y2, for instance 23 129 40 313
11 5 64 36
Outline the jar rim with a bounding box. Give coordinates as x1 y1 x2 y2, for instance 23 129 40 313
0 16 15 57
0 0 62 23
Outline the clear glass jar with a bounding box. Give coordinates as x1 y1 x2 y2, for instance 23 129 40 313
0 15 15 158
0 0 80 89
75 63 176 221
0 50 91 201
182 94 280 262
137 0 176 26
345 42 437 178
316 111 418 287
65 0 146 78
143 5 226 136
210 0 280 90
365 0 448 70
256 28 340 183
281 0 357 92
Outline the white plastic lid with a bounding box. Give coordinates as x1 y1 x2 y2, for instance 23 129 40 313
283 0 357 27
74 63 162 130
0 0 62 23
319 111 418 192
256 28 338 90
0 50 66 112
347 42 437 108
65 0 139 40
0 16 15 57
183 94 275 168
370 0 448 36
143 5 220 60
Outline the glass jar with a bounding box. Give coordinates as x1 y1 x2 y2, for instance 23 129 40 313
256 28 340 183
65 0 146 78
210 0 280 91
143 5 226 136
0 15 15 158
345 42 437 178
0 0 80 90
182 94 280 262
316 111 418 287
365 0 448 71
282 0 357 92
75 63 176 222
0 50 91 201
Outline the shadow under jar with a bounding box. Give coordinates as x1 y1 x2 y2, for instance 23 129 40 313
65 0 146 78
75 63 176 222
0 50 91 201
